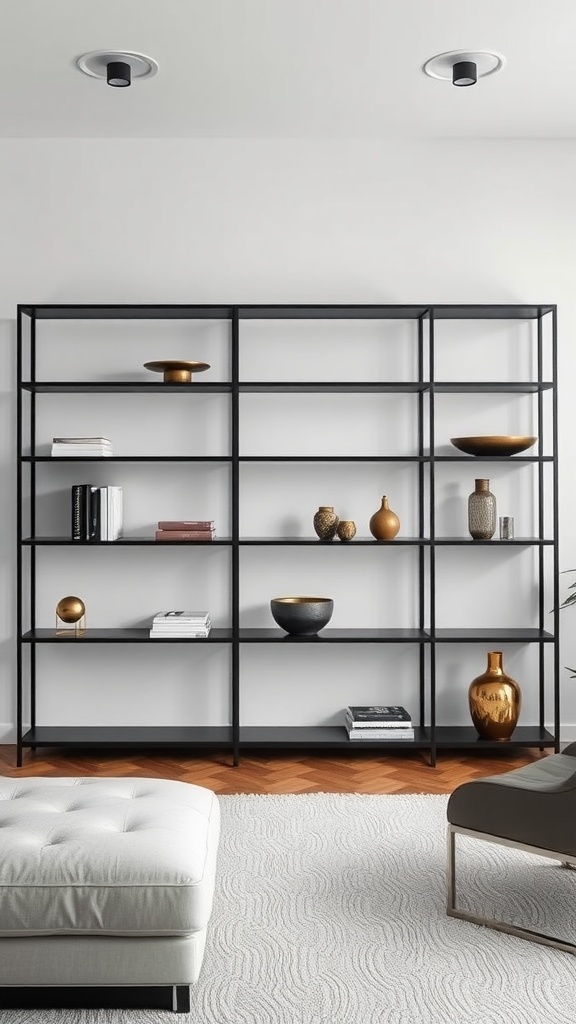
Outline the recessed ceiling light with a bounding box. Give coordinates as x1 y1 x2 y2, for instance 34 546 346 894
423 50 505 86
75 50 159 87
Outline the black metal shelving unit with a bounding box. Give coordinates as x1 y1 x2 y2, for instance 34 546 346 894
16 303 559 767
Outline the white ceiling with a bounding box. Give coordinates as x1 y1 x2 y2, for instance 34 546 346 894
2 0 575 139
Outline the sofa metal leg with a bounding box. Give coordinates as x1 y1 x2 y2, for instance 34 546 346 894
173 986 191 1012
446 824 576 955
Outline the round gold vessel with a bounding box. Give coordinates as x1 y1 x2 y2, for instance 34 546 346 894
56 596 86 624
369 496 400 540
468 651 521 740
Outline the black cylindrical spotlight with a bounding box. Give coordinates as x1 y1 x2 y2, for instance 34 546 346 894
107 61 131 87
452 60 477 87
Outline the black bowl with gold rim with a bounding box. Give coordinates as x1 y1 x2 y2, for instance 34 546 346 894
270 596 334 635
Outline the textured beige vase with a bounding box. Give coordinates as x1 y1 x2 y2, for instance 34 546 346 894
337 520 356 542
369 496 400 540
313 506 339 541
468 478 497 540
468 651 521 740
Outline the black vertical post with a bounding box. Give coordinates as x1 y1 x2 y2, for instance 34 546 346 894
231 308 240 766
417 314 425 732
428 311 436 767
536 312 545 738
30 316 37 733
16 308 23 766
551 308 560 751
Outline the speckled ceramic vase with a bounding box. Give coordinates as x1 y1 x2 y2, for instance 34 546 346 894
337 520 356 542
468 478 496 540
369 496 400 540
313 506 339 541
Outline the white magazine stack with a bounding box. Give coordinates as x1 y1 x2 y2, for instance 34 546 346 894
52 436 113 457
149 611 212 639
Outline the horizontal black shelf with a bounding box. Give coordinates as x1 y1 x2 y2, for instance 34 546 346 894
434 455 553 463
22 537 231 546
239 455 428 463
20 380 555 396
433 537 554 546
19 305 234 320
18 723 556 753
239 726 431 747
20 454 555 465
20 627 555 643
238 725 556 749
239 382 428 393
21 727 233 748
239 537 428 546
23 456 231 463
432 381 553 393
22 628 233 643
238 628 430 642
433 726 556 748
20 536 553 548
19 303 555 321
432 628 555 642
21 382 231 394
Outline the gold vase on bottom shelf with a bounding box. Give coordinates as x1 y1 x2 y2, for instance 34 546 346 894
468 651 521 740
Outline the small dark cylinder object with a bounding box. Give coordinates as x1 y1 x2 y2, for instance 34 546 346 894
452 60 477 87
107 61 131 88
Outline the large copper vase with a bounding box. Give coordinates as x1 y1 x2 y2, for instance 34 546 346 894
468 651 521 741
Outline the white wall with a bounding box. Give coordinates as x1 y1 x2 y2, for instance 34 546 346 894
1 138 575 742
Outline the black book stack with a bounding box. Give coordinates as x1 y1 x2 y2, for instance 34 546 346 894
71 484 123 542
344 705 415 740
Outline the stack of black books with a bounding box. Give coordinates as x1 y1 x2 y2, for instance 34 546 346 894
344 705 414 740
71 484 123 541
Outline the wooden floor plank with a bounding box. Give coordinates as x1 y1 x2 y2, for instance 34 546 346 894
0 745 547 794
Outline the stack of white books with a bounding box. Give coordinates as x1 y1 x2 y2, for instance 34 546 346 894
52 436 113 457
95 485 123 541
149 611 212 639
344 705 415 740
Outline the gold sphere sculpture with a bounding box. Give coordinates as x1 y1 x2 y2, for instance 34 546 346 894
56 596 86 624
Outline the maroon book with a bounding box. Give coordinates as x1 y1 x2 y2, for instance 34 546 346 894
157 520 214 531
155 530 215 541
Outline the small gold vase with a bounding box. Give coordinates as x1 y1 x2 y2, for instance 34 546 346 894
468 651 521 741
313 506 339 541
369 496 400 540
337 520 356 542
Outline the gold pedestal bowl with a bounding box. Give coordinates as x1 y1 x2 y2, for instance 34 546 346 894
143 360 210 383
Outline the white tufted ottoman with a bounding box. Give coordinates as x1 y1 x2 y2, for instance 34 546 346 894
0 776 220 1013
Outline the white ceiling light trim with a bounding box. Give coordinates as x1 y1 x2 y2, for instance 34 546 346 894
423 50 506 82
76 50 159 82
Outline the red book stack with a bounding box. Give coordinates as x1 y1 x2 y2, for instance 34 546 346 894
155 520 216 541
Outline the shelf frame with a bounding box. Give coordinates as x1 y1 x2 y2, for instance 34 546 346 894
15 302 560 767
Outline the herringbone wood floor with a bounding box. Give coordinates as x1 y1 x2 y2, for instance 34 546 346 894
0 745 548 794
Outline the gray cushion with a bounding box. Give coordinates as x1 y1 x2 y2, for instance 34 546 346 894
447 753 576 855
0 777 220 937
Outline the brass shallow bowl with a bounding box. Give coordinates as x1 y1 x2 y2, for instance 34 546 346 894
270 596 334 636
450 435 537 457
143 360 210 383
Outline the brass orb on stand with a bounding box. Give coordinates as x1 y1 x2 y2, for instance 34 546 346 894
55 596 86 636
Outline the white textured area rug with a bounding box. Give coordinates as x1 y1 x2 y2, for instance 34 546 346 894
2 793 576 1024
